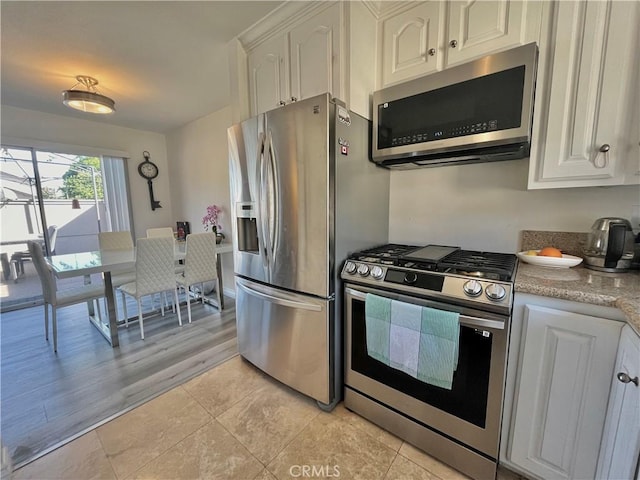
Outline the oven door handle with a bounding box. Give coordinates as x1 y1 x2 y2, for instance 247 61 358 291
345 287 506 331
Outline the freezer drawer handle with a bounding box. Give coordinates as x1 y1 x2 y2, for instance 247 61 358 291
238 281 322 312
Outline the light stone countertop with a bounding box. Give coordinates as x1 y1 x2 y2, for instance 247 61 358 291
514 263 640 334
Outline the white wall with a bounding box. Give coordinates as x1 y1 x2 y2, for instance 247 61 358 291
165 106 235 296
389 159 640 252
1 105 173 240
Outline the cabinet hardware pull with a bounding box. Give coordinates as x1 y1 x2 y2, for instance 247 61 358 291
290 97 298 102
594 143 610 168
428 48 436 56
278 101 286 106
449 40 458 48
617 372 639 386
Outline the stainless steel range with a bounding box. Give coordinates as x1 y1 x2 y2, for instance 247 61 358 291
342 244 518 480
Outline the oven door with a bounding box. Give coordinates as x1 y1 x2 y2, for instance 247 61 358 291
344 283 509 458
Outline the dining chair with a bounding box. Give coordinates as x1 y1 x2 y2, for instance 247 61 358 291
118 237 182 339
28 240 105 352
176 233 221 323
10 225 58 281
146 227 174 238
145 227 183 304
98 231 136 325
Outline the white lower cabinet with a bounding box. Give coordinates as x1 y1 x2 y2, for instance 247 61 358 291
596 324 640 480
502 294 624 479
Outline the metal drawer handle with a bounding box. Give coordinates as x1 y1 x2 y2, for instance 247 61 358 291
449 40 458 48
428 48 436 56
617 372 639 386
238 281 322 312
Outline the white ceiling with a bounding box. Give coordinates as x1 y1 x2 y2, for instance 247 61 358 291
1 1 283 133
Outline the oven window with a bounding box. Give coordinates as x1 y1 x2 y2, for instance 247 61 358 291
350 297 491 428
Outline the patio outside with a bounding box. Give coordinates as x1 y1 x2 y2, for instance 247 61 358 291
1 148 106 311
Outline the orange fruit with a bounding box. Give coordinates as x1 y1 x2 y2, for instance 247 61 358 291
539 246 563 257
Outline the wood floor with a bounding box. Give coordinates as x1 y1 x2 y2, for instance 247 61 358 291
0 295 238 469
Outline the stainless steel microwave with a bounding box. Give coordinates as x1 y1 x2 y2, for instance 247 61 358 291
372 43 538 169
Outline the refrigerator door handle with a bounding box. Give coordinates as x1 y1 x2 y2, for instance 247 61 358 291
265 131 279 258
237 280 323 312
257 132 269 271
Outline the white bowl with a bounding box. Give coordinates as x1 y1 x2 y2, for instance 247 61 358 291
517 251 584 268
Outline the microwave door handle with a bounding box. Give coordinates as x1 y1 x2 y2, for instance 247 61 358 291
237 280 322 312
344 287 505 331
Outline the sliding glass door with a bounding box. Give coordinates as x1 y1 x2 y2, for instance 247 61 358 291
0 145 133 310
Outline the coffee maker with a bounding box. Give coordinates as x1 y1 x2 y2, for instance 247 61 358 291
584 217 635 272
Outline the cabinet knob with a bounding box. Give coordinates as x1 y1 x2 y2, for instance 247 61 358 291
594 143 610 168
428 48 436 56
290 97 298 103
278 101 286 106
617 372 639 386
449 40 458 48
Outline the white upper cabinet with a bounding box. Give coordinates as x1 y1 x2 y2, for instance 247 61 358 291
444 0 527 67
246 3 341 116
379 0 542 88
289 6 341 103
380 2 441 86
528 0 639 188
248 35 288 116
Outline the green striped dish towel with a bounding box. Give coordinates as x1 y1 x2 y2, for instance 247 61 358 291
417 306 460 390
365 293 460 390
365 293 392 365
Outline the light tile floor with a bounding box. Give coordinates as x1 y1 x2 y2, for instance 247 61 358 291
13 355 525 480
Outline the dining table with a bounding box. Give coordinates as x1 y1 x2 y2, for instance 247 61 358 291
47 242 233 347
47 249 147 347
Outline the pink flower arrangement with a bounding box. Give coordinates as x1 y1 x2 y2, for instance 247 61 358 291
202 204 222 232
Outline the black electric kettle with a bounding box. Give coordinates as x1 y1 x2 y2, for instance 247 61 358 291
583 217 635 272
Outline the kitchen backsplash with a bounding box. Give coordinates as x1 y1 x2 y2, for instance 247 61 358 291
520 230 588 257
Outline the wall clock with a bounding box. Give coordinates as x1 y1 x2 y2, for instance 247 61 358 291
138 150 161 210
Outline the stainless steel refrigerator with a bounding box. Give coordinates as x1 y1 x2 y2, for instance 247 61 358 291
228 94 389 409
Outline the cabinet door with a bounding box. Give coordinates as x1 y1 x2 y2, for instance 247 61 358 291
444 0 526 67
596 325 640 479
380 1 441 87
248 34 287 116
509 305 622 479
530 1 637 187
289 4 341 102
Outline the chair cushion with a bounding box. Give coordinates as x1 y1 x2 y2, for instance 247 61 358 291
118 281 137 297
55 284 105 307
110 271 136 287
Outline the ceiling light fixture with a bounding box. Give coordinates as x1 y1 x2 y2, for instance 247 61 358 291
62 75 115 114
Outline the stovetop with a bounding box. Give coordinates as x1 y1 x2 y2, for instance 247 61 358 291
349 244 517 282
342 244 518 314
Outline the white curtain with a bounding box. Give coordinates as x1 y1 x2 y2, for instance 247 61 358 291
101 156 132 232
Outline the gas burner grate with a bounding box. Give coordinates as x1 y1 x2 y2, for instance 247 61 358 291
439 250 517 281
356 244 421 258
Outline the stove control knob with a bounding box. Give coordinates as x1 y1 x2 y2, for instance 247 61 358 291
357 264 370 277
371 266 384 280
344 261 357 275
486 284 506 301
463 279 483 297
404 272 418 285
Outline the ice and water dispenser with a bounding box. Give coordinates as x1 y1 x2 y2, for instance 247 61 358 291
236 202 259 252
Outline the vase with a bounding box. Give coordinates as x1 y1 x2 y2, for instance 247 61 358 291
216 234 223 244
